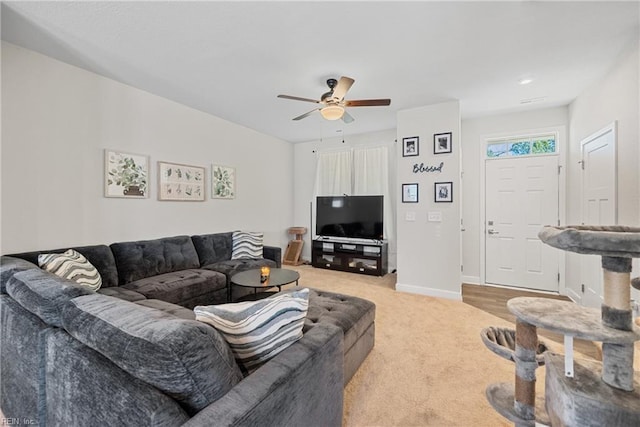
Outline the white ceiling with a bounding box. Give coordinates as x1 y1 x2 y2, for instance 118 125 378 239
2 1 638 143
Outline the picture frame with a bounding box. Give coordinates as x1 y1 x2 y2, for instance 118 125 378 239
211 165 236 199
104 149 150 198
158 161 205 201
434 181 453 203
433 132 452 154
402 136 419 157
402 183 419 203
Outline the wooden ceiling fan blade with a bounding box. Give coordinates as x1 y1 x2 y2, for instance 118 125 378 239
278 94 320 104
345 99 391 107
292 108 319 121
342 111 355 124
331 76 355 101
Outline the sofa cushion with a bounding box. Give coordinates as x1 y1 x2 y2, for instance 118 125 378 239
110 235 200 285
121 269 226 307
191 232 234 266
7 245 119 288
97 287 146 302
5 269 93 328
45 329 191 426
231 231 263 259
305 289 376 353
202 258 277 282
194 288 310 374
134 299 196 320
61 294 243 416
0 256 39 294
38 249 102 291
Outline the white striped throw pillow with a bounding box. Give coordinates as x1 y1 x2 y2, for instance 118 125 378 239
231 231 263 259
194 288 309 374
38 249 102 291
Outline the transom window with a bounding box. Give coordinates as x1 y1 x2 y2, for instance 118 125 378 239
486 135 556 158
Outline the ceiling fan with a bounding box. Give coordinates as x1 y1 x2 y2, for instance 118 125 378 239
277 76 391 123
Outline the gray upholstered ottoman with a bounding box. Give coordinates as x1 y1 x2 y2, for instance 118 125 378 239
304 289 375 384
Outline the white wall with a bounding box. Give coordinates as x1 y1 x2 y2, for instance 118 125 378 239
292 129 397 269
1 42 293 253
396 101 461 299
566 41 640 302
461 107 569 284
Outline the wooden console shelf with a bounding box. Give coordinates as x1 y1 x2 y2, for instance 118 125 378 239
311 239 387 277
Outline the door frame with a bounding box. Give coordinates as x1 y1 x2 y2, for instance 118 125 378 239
580 122 618 224
573 121 618 305
479 126 567 294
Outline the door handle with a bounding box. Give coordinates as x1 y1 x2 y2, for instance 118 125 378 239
487 229 499 235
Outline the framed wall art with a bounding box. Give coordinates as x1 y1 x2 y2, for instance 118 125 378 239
402 183 419 203
211 165 236 199
158 161 205 201
434 132 452 154
434 181 453 203
104 149 150 198
402 136 419 157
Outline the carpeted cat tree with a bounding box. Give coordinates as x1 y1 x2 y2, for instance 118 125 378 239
483 225 640 427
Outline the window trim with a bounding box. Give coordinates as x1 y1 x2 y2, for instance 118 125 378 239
485 132 558 159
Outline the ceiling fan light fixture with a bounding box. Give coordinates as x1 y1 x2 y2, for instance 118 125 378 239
320 104 344 120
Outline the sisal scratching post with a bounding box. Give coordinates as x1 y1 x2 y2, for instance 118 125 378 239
481 324 550 426
601 256 634 391
514 320 537 424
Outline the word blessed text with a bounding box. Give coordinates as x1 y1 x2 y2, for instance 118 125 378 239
413 162 444 173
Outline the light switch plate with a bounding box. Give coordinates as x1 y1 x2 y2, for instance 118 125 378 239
428 211 442 222
405 212 416 221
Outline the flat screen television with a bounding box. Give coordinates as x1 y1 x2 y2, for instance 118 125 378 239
316 195 383 240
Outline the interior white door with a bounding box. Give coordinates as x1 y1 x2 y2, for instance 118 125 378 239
580 124 617 308
485 155 559 291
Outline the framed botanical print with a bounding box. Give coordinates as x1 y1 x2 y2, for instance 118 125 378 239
104 149 149 198
211 165 236 199
158 161 205 201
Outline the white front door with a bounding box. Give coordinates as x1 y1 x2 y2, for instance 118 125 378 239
580 124 617 308
485 155 559 291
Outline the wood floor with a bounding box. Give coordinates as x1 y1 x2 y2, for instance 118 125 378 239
461 283 600 360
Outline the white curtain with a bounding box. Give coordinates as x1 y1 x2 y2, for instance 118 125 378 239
353 146 394 242
313 146 394 242
314 150 353 196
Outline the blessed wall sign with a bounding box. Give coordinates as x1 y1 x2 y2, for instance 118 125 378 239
413 162 444 173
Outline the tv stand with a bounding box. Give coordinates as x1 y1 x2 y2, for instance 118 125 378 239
311 239 388 276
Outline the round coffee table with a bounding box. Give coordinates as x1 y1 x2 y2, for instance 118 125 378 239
230 268 300 301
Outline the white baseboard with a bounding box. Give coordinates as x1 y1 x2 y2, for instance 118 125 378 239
395 283 462 301
566 288 581 303
461 275 480 285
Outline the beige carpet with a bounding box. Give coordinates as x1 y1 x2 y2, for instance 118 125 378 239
288 266 640 426
285 265 520 427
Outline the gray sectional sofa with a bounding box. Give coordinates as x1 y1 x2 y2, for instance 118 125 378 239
0 232 376 426
8 232 281 307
